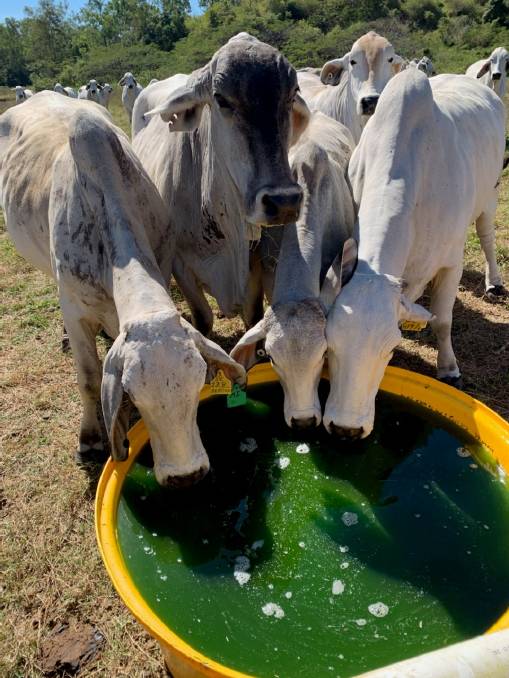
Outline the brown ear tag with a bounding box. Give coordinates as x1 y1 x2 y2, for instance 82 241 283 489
209 369 232 395
400 320 428 332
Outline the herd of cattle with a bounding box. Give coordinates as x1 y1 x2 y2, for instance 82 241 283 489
1 31 507 488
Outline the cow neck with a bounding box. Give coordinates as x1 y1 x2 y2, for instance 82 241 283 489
324 76 363 145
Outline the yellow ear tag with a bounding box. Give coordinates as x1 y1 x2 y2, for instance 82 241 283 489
400 320 428 332
209 369 232 395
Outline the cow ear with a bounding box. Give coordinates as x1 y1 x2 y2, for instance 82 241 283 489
290 93 310 146
86 84 90 90
320 238 358 311
180 318 246 385
101 334 132 462
399 296 434 323
392 54 405 75
118 76 126 86
477 60 491 79
230 319 267 371
320 54 349 86
145 69 210 132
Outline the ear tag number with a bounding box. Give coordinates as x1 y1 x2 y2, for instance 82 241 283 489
400 320 428 332
210 369 232 395
227 383 247 408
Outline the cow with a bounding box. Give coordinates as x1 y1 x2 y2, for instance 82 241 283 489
0 92 245 487
131 73 188 138
230 112 356 429
78 80 103 104
54 83 68 96
297 32 404 143
409 56 435 77
466 47 508 99
147 78 159 87
99 83 113 109
322 70 506 440
14 86 33 104
119 72 143 122
133 33 309 335
64 87 77 98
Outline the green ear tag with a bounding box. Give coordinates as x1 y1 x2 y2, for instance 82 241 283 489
401 320 428 332
227 383 247 408
210 369 232 395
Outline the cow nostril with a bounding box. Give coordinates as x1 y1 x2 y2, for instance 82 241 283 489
291 416 318 429
163 466 209 489
329 424 364 440
261 188 303 224
360 96 379 115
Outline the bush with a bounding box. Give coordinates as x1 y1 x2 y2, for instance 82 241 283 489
403 0 444 31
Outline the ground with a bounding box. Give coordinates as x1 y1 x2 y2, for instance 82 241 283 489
0 84 508 677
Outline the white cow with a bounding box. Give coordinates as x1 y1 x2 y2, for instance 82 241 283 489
64 87 77 98
98 83 113 109
298 31 404 143
119 72 143 122
54 83 68 96
409 56 435 77
0 92 245 487
131 73 188 138
133 33 309 335
323 70 506 440
14 86 33 104
78 79 103 104
466 47 508 99
231 113 356 428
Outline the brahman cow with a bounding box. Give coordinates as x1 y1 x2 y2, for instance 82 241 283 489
409 56 435 77
78 80 103 104
119 72 143 122
231 112 356 429
55 83 78 98
466 47 508 99
133 33 309 335
98 83 113 109
14 86 33 104
322 70 506 440
0 92 245 487
298 31 404 143
131 73 188 137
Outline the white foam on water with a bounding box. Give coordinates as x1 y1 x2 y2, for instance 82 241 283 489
342 512 358 527
268 584 274 590
332 580 345 595
160 575 167 581
278 456 290 469
340 562 349 569
457 446 470 458
262 603 285 619
298 541 306 549
368 602 389 618
234 571 251 586
140 496 147 501
470 463 478 469
152 532 158 537
296 443 310 454
285 591 293 599
339 545 349 553
177 558 182 563
484 524 490 530
252 540 264 550
234 555 250 572
240 437 258 453
355 619 367 626
414 514 421 519
419 620 423 628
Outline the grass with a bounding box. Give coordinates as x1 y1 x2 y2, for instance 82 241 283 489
0 82 508 677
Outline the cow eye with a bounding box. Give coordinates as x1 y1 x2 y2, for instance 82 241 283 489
214 93 233 111
350 59 357 66
388 57 394 63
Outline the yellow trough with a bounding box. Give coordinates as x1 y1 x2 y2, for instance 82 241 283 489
95 365 509 678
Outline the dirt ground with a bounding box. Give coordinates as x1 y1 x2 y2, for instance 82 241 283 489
0 86 508 677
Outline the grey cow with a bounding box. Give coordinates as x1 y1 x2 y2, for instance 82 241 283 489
0 92 245 487
231 112 356 429
133 33 310 335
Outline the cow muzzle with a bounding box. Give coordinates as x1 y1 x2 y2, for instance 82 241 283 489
256 186 303 225
329 424 364 441
157 464 209 489
291 415 318 429
360 96 379 116
492 72 502 81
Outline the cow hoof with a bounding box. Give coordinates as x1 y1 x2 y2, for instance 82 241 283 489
61 335 71 353
439 374 463 390
485 285 508 301
75 446 108 466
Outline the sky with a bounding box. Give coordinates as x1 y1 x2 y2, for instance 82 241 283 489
0 0 202 21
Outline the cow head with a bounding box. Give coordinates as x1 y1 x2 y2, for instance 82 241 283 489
119 72 137 89
145 33 309 226
14 85 26 102
323 270 432 441
85 79 102 101
320 32 403 119
231 239 358 429
476 47 509 95
102 312 245 488
54 83 67 95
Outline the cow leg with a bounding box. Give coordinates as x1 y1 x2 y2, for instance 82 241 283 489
61 324 71 353
173 256 213 336
60 300 106 463
429 265 463 386
475 198 505 297
243 246 264 330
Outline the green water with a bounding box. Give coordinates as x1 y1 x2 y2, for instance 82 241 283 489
117 382 509 678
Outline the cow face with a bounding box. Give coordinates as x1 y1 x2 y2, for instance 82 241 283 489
85 79 102 101
324 273 432 440
102 313 245 488
320 32 403 119
54 83 67 95
477 47 509 95
14 86 26 103
146 33 308 226
119 72 137 89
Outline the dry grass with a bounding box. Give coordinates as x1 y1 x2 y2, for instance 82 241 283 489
0 84 508 678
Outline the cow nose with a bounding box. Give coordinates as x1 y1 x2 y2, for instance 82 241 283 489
492 72 502 80
261 187 303 225
291 416 318 429
360 96 379 115
128 84 134 89
329 424 364 440
163 465 209 489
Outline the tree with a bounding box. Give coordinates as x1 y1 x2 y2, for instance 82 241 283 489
483 0 509 27
0 19 30 85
